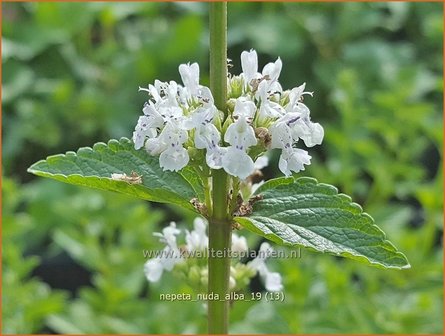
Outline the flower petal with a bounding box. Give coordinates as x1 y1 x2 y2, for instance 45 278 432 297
241 49 259 85
144 258 164 282
262 57 282 83
224 117 257 150
179 62 200 96
206 146 227 169
194 123 221 150
222 147 255 179
264 271 283 292
233 98 256 120
278 148 311 176
159 147 189 171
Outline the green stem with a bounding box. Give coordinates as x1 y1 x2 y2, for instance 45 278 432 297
209 2 228 115
208 2 231 334
205 176 213 217
228 178 240 215
208 170 230 334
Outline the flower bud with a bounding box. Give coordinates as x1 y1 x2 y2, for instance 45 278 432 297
228 75 244 98
255 127 271 148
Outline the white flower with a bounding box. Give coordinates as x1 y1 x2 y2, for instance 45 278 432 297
186 217 208 251
145 137 168 155
287 82 313 108
224 117 257 151
269 121 293 150
158 105 184 123
144 80 165 103
233 98 256 120
262 57 282 82
147 80 179 108
138 84 162 104
179 62 200 98
231 233 248 254
145 222 183 283
280 104 324 148
263 271 283 292
153 221 181 246
269 106 324 151
247 242 283 292
253 80 285 125
222 116 258 178
133 126 152 150
219 115 258 178
261 58 283 94
197 86 215 107
206 145 227 169
187 106 226 171
241 49 260 86
186 105 217 129
290 112 324 147
258 100 285 124
148 83 162 103
164 81 181 107
145 245 180 282
310 122 324 146
221 147 255 180
294 121 324 148
183 103 223 166
278 148 311 176
144 258 164 282
159 146 189 172
132 105 163 150
194 123 221 150
156 122 189 171
187 106 220 152
142 102 164 126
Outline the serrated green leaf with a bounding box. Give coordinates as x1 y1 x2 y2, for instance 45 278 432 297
180 165 206 202
27 138 198 211
235 177 410 269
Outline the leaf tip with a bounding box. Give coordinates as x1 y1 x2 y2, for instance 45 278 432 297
401 262 411 269
397 252 411 269
27 160 45 174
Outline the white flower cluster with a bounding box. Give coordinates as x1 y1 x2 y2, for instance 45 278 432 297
134 49 323 178
144 218 283 292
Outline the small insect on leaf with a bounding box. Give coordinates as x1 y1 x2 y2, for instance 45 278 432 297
111 171 143 184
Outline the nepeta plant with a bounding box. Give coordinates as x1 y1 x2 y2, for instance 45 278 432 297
28 3 409 334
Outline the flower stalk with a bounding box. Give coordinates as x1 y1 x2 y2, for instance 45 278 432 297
208 2 231 334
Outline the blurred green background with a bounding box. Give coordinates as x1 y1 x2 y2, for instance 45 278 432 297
2 2 443 334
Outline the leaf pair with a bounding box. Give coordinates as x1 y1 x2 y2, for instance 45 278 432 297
28 138 410 269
